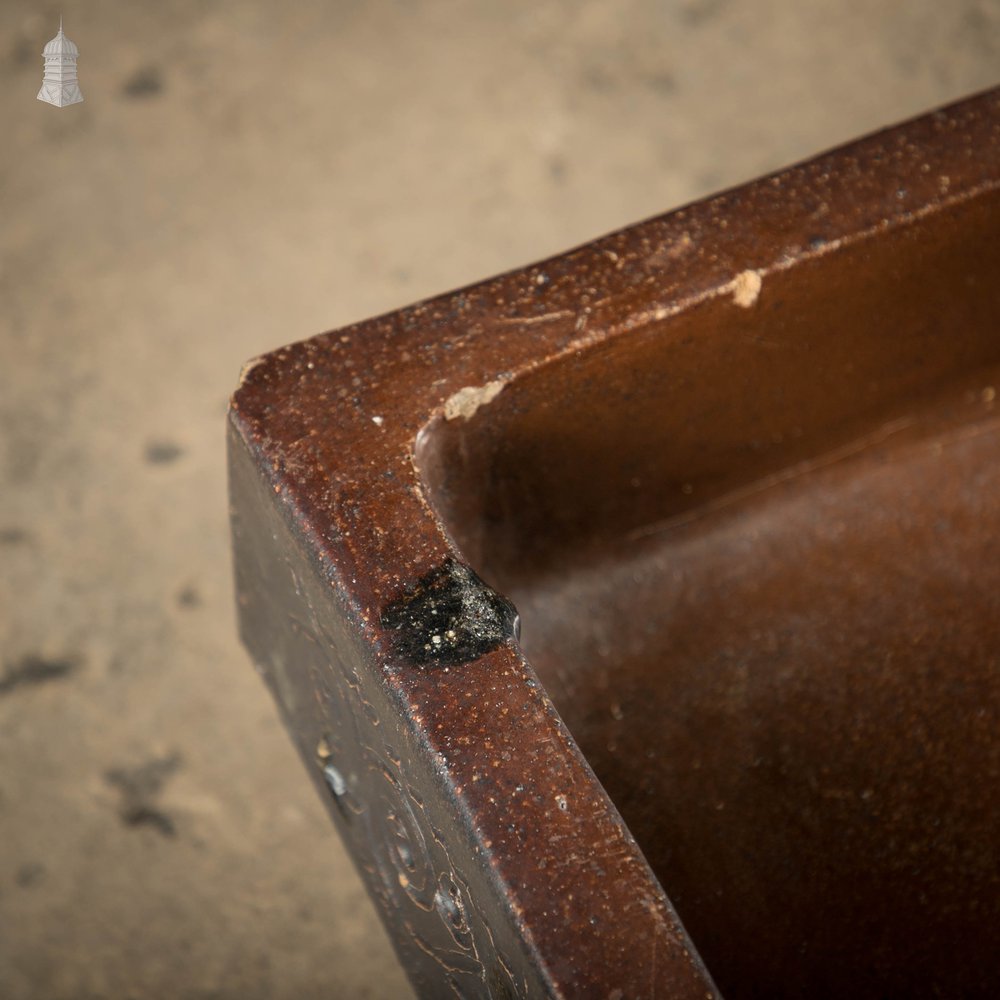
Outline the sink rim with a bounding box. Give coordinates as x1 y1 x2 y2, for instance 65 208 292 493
229 86 1000 998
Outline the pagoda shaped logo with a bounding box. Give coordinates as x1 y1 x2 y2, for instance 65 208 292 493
37 19 83 108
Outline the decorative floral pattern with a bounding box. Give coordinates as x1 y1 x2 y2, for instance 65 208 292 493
271 589 532 999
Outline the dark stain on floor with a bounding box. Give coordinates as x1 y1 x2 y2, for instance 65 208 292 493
0 654 78 696
145 440 184 464
104 752 182 837
176 585 202 608
122 66 164 98
15 863 46 889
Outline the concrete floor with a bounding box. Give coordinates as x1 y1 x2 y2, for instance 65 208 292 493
1 1 997 997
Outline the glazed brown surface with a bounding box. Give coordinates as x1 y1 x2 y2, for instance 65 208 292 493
232 88 1000 997
421 170 1000 996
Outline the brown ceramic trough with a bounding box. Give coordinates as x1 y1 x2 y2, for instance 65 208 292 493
230 88 1000 999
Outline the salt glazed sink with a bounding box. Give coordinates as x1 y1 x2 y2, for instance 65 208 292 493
229 88 1000 999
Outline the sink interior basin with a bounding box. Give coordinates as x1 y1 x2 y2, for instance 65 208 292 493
417 187 1000 997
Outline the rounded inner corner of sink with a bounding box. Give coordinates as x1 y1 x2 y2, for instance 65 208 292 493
415 190 1000 998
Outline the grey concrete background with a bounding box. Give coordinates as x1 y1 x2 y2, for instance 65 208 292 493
1 1 997 997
